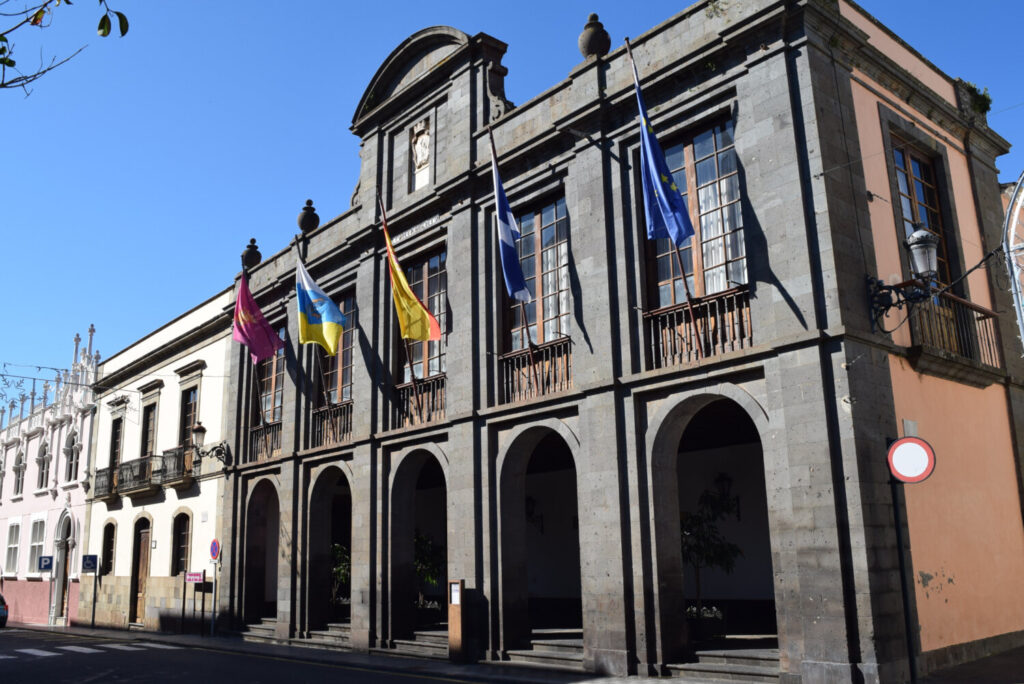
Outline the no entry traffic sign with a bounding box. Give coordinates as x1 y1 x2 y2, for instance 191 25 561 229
888 437 936 483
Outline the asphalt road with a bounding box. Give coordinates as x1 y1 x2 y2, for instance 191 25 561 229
0 628 488 683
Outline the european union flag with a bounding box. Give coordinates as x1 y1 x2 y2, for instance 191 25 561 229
631 58 695 249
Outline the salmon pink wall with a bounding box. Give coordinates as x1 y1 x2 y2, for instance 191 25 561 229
889 356 1024 650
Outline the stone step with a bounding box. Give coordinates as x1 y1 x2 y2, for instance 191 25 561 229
390 638 449 660
529 638 584 655
308 629 351 644
292 635 351 651
325 622 351 635
665 661 779 682
506 648 584 671
697 649 780 667
411 630 449 645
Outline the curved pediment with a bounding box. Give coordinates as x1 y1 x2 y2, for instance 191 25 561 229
353 26 470 128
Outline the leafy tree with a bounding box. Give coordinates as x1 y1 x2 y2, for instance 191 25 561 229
680 472 743 615
1 0 128 93
330 543 350 606
413 530 444 606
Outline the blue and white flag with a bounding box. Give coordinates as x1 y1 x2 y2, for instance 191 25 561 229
630 55 695 249
489 133 532 303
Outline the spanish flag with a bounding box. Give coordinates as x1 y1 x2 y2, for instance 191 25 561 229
295 260 347 355
380 200 441 342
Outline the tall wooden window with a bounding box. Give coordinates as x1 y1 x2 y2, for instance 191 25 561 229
36 443 49 490
647 120 745 307
27 519 45 573
64 433 79 482
141 403 157 457
510 198 570 349
892 138 952 285
256 327 286 423
109 417 123 469
171 513 190 575
13 453 24 496
400 252 447 382
5 523 19 574
101 523 115 576
320 294 356 404
179 387 198 447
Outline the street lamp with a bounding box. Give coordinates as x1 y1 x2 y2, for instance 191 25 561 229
191 421 230 465
867 228 941 333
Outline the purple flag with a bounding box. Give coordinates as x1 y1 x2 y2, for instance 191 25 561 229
233 275 284 364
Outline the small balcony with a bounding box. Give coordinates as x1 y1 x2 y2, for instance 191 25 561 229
393 374 445 429
499 336 573 404
247 421 282 464
93 467 118 501
117 457 160 498
312 402 353 448
905 287 1002 383
644 287 752 370
153 447 195 489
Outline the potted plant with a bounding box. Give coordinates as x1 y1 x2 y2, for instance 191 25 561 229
680 472 742 640
413 530 445 626
330 543 351 621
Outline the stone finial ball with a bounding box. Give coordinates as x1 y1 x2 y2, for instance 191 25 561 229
578 13 611 59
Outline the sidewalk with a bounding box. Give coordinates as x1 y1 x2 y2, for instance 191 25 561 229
8 621 1024 683
7 621 645 683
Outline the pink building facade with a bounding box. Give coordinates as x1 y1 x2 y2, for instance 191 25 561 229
0 329 98 625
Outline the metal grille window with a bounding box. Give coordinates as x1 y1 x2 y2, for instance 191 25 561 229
321 294 356 404
400 252 447 382
101 523 115 576
256 328 286 423
171 513 190 575
109 417 123 469
648 120 745 307
27 519 44 572
892 138 952 285
510 198 570 349
179 387 198 447
141 403 157 456
4 524 19 574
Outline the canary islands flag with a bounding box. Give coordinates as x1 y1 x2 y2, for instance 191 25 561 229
295 260 347 356
380 198 441 342
630 54 695 249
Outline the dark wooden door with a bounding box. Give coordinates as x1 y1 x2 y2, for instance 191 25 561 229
57 546 70 617
131 525 151 623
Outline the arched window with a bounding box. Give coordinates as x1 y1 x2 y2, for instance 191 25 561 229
13 452 25 496
101 523 115 576
36 442 50 491
171 513 191 576
64 431 80 482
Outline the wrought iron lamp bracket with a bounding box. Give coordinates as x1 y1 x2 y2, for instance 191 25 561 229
867 276 932 334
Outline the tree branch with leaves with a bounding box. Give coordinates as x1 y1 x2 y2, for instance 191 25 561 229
1 0 128 94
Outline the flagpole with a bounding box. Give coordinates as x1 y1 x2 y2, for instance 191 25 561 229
312 348 338 443
626 37 704 362
239 269 276 460
377 191 427 423
490 128 543 397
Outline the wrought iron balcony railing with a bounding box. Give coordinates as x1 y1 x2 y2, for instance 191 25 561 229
498 336 572 404
93 466 118 500
393 374 445 429
247 421 282 463
644 287 752 369
153 447 195 488
312 402 353 448
117 456 160 497
907 288 1001 369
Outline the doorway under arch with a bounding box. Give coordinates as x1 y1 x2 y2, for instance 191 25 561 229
129 517 152 625
245 479 280 622
500 429 583 651
53 515 73 621
308 467 352 630
390 451 447 640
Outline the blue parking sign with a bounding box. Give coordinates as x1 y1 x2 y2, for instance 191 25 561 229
38 555 53 572
82 555 99 573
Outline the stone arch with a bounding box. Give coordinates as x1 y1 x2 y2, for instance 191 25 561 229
388 444 449 640
306 464 354 631
53 510 75 619
244 478 281 622
496 418 583 652
353 26 470 125
644 383 771 664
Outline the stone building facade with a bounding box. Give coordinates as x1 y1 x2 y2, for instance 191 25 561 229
0 330 97 625
73 1 1023 682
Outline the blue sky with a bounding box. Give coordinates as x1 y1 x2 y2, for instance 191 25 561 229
2 0 1021 406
